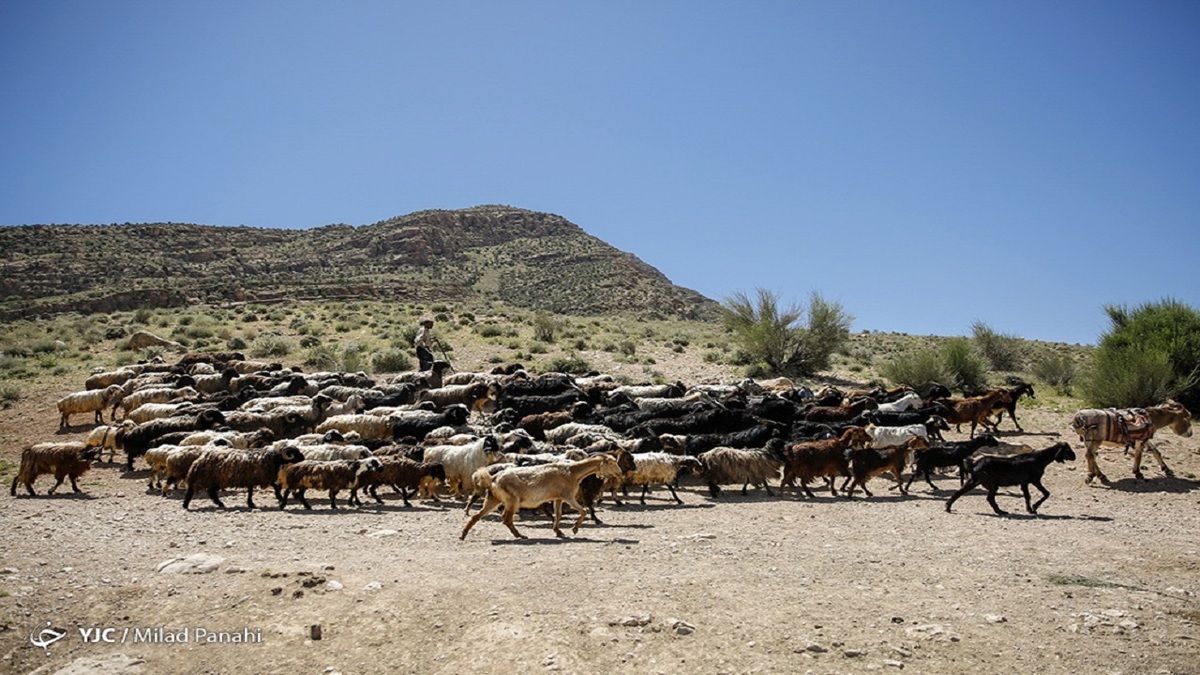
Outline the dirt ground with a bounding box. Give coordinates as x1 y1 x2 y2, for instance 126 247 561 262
2 373 1199 675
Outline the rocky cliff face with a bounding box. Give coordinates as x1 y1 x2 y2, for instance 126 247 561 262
0 206 719 320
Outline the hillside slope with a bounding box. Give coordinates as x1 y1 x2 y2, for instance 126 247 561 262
0 206 719 320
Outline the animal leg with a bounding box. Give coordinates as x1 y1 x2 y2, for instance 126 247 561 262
329 489 339 510
1083 443 1110 485
944 478 979 513
69 473 83 494
399 486 412 508
665 484 683 504
1131 441 1146 480
567 498 589 534
182 486 194 509
296 488 313 510
1020 483 1034 513
1146 441 1173 477
552 500 568 538
501 502 527 539
762 480 774 497
707 481 722 498
246 487 256 509
278 489 290 509
460 493 502 539
1030 480 1051 513
741 482 749 496
640 485 650 505
208 487 226 509
48 475 66 495
984 486 1008 516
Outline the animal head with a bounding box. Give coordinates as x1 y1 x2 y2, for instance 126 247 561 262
905 436 931 452
444 404 470 426
763 438 787 461
678 456 706 477
322 429 347 443
80 447 103 462
595 455 624 479
198 409 227 428
841 426 873 448
422 462 447 481
480 434 502 456
356 457 383 477
1163 400 1193 437
280 446 306 463
926 415 951 431
1050 442 1076 463
975 433 999 447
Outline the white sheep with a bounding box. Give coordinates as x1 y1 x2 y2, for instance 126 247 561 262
84 420 136 462
315 414 394 440
124 402 194 425
422 436 504 497
120 386 199 417
625 452 706 504
543 422 621 445
57 385 124 427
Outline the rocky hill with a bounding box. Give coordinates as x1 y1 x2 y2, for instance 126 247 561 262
0 206 719 321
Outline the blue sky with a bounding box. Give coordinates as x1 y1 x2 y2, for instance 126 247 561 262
2 1 1197 345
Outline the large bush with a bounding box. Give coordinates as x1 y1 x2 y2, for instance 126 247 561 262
882 338 989 394
1080 299 1200 408
721 289 852 377
971 321 1025 372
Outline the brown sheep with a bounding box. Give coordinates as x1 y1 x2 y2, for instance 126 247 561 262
356 457 447 507
10 442 102 496
182 445 306 510
277 458 382 510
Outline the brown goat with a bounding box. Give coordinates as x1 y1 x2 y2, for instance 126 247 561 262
844 436 930 498
935 390 1007 437
461 454 623 539
799 397 878 424
779 427 873 498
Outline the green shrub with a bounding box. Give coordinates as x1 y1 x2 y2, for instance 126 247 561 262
880 349 952 392
302 345 340 371
370 349 411 374
1080 347 1176 408
249 334 294 358
476 324 505 338
532 312 560 343
133 308 153 324
941 338 989 392
544 354 592 374
227 336 248 350
1082 299 1200 409
720 289 852 377
971 321 1026 371
299 335 321 349
1031 350 1078 395
104 325 127 340
0 381 20 408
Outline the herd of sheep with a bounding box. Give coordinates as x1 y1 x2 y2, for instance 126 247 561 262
12 349 1191 535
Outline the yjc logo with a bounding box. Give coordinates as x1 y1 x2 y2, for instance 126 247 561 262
29 622 67 655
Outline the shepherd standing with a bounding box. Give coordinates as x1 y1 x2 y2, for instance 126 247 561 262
414 318 435 372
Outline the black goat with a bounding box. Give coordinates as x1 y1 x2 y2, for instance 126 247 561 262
906 433 1000 491
945 442 1075 515
661 424 779 457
